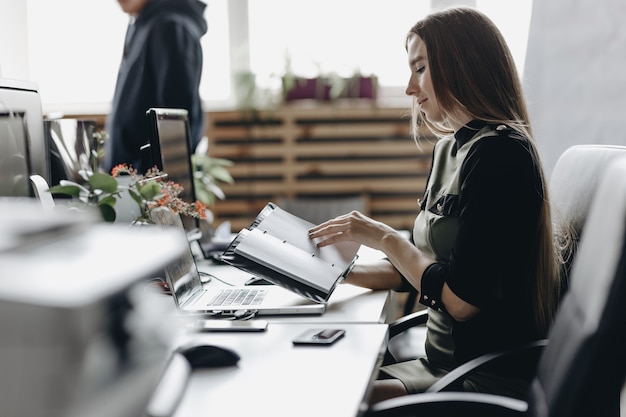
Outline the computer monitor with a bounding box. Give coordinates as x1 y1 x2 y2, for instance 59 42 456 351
44 118 98 186
0 78 48 186
143 108 198 232
0 111 31 197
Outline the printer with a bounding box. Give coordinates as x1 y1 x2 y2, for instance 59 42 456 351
0 199 188 417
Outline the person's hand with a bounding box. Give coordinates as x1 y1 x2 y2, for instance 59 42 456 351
308 211 397 250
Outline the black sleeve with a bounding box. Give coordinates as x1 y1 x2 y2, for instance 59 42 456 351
422 135 543 309
148 18 203 112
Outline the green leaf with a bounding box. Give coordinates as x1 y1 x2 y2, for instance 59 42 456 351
194 186 214 206
99 204 117 222
210 166 234 183
212 157 234 167
89 173 118 193
49 184 81 197
138 180 162 201
128 189 143 207
99 195 117 207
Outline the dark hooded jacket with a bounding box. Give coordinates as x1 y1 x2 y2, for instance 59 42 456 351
103 0 207 174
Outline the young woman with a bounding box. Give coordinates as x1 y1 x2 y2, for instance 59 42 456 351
308 6 562 405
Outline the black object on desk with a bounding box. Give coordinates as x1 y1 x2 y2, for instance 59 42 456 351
292 329 346 346
177 344 241 368
245 276 274 286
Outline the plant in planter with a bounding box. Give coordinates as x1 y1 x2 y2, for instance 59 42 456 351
334 71 378 100
191 153 234 206
282 66 378 103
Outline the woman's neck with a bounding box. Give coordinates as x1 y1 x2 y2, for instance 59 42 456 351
446 112 474 133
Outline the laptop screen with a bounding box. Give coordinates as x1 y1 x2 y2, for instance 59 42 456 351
165 242 203 307
150 206 205 308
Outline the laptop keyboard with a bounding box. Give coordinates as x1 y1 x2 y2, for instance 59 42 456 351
207 288 267 306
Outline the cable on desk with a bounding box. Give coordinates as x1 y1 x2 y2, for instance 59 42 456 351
198 271 236 286
144 277 171 295
191 309 258 321
234 309 258 320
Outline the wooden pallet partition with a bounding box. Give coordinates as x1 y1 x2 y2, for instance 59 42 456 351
205 105 435 231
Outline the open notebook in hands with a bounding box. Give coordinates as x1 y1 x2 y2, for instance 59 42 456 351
153 208 326 316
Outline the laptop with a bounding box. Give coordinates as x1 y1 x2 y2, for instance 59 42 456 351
155 209 326 316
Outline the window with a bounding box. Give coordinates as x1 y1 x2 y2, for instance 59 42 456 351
24 0 230 115
21 0 532 114
247 0 533 100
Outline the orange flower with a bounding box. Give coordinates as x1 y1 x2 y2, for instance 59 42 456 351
111 163 135 177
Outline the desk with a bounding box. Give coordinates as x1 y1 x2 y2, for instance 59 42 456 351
153 243 393 417
171 323 388 417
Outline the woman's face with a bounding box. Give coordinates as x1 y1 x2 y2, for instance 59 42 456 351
117 0 150 16
405 33 444 125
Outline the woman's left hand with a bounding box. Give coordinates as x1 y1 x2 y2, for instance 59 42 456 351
308 211 397 250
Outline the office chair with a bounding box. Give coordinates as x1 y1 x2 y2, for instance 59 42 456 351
385 144 626 365
367 155 626 417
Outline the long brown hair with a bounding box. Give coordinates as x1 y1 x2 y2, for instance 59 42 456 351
408 7 561 336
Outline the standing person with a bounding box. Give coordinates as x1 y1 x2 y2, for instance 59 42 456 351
308 6 563 406
103 0 207 174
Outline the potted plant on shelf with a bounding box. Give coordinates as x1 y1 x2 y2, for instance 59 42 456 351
281 72 378 103
281 53 378 103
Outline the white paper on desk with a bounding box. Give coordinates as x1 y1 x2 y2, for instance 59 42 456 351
255 205 360 267
234 229 341 292
233 205 360 293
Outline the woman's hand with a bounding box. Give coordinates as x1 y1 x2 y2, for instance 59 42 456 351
310 211 439 303
308 211 399 251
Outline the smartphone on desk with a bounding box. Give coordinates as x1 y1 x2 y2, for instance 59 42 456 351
187 319 268 332
292 328 345 346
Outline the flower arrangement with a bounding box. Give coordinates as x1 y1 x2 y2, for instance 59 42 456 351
50 162 208 224
112 164 208 224
49 129 220 224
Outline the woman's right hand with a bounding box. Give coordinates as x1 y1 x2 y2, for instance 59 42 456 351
308 211 398 252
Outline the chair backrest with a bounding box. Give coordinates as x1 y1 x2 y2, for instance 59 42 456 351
549 145 626 282
529 157 626 417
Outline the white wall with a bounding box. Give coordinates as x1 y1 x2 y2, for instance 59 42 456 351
0 0 29 79
524 0 626 176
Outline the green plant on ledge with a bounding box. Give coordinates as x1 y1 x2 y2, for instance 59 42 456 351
190 135 235 208
191 153 234 206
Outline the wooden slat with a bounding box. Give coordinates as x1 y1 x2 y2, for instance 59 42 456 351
217 178 426 196
211 141 428 160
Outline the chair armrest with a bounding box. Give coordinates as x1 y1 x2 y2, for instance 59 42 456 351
388 309 428 338
366 391 527 416
426 339 548 393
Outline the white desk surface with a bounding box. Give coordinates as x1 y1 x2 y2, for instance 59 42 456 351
172 322 388 417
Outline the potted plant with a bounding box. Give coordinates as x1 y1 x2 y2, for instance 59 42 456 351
282 67 378 103
48 130 227 225
191 153 234 206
